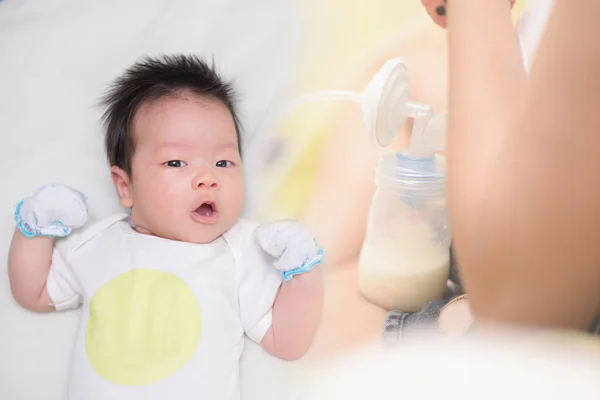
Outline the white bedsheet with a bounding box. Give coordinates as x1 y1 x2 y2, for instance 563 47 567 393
0 1 301 399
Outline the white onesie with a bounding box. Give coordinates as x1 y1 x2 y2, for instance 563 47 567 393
46 213 283 400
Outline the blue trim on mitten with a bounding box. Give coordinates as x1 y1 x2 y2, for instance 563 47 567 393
14 200 37 238
13 200 68 238
281 248 324 281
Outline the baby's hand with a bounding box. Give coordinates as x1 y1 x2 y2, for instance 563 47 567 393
255 220 324 281
15 184 89 238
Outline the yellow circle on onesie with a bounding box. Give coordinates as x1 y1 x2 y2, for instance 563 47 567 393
86 268 202 386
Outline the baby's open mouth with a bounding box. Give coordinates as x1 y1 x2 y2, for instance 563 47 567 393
195 202 215 217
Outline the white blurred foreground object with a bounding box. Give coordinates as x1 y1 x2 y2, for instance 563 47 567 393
290 331 600 400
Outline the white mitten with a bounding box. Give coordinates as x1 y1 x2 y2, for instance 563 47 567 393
255 220 324 281
14 184 89 238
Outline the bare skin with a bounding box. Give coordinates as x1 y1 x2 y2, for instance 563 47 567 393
304 258 388 361
262 269 324 360
443 0 600 329
8 229 54 312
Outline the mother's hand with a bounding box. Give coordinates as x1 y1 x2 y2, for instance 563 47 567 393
421 0 516 29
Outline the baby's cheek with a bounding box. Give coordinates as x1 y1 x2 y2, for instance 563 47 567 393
229 189 245 216
144 179 186 213
226 182 245 219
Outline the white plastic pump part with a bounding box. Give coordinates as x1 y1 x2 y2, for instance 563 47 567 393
281 58 446 154
362 57 412 147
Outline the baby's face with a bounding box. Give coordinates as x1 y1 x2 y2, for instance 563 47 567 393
123 93 244 244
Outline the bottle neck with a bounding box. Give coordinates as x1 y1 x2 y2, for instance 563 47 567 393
375 152 446 198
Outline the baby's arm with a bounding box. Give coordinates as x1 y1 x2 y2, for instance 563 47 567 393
7 184 89 312
255 221 324 361
8 229 54 312
261 268 323 361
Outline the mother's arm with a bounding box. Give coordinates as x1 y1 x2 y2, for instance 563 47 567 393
446 0 600 329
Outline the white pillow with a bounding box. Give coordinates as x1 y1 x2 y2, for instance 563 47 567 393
0 0 300 398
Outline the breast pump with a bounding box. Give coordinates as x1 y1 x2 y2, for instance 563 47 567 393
281 58 451 312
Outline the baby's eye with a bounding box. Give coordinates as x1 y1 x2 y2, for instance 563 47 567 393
216 160 232 168
165 160 187 168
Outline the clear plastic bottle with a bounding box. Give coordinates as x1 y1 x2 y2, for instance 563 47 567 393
358 152 451 312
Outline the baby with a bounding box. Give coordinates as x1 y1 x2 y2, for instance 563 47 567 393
8 55 324 400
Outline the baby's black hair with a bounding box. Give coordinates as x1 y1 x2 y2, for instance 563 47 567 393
101 54 242 176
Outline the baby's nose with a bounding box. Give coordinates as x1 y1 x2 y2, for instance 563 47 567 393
193 173 219 190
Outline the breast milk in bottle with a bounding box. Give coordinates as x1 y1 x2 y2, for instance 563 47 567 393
358 153 451 312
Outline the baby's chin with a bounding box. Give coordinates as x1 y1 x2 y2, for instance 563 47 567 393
134 222 232 244
165 226 231 244
177 232 225 244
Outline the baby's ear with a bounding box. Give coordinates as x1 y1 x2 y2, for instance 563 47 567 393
111 166 133 208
